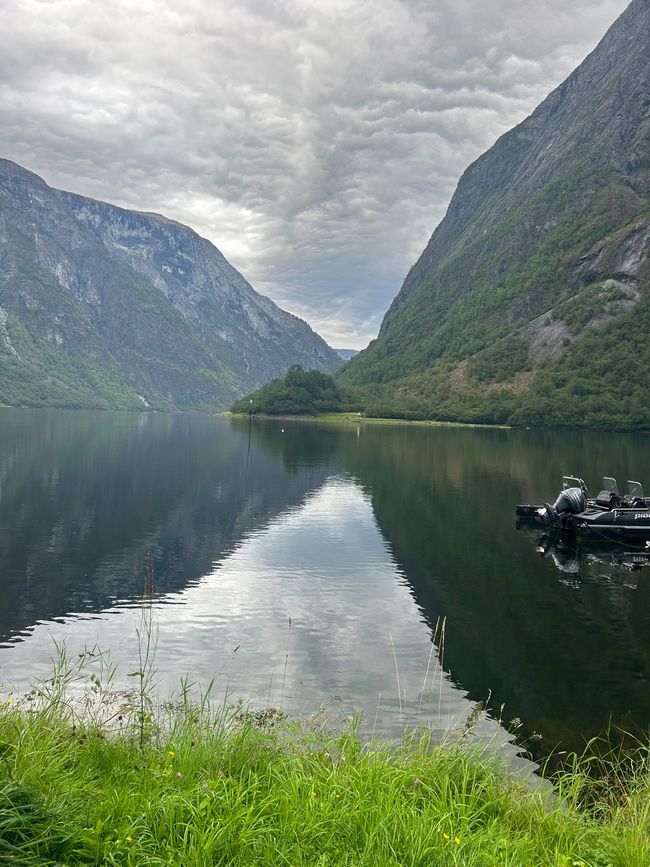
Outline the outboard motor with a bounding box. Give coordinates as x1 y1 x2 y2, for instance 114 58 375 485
553 486 587 516
536 486 586 527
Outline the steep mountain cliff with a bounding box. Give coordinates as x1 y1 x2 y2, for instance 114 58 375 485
342 0 650 429
0 159 340 411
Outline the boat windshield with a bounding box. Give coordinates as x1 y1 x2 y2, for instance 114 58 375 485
627 480 645 498
603 477 620 494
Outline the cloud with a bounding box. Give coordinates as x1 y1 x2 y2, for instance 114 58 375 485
0 0 629 347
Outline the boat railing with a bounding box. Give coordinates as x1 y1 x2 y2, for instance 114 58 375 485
562 475 589 496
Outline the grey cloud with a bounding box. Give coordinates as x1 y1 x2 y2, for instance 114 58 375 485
0 0 629 347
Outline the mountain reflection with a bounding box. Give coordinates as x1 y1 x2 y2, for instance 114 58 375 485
3 477 516 751
244 419 650 754
1 409 649 756
0 410 332 644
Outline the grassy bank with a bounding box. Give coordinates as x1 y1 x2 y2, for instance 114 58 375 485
226 411 510 430
1 695 648 866
301 412 510 429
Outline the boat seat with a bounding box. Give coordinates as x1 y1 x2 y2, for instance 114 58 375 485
595 490 618 509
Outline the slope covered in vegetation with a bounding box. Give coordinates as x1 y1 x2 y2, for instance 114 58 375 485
231 364 350 416
0 159 340 411
340 0 650 430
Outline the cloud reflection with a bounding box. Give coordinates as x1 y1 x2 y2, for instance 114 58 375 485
0 476 514 751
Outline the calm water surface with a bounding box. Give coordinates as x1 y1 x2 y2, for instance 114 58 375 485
1 409 649 763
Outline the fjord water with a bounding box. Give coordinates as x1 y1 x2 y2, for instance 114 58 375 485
1 409 649 760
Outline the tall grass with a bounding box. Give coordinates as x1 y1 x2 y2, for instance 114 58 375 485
0 662 648 866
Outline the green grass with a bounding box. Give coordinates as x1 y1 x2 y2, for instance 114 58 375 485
0 693 648 866
313 413 509 429
229 411 509 430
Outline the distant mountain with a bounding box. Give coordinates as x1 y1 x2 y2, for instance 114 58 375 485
335 348 359 361
342 0 650 429
0 159 340 411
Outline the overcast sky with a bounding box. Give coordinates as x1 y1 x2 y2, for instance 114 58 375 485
0 0 629 348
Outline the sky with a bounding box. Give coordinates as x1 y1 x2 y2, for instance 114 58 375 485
0 0 630 349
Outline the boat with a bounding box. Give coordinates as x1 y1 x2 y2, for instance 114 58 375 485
516 476 650 540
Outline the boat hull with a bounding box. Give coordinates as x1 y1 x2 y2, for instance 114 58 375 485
516 504 650 540
570 508 650 539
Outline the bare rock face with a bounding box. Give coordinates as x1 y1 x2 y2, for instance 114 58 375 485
0 159 340 410
343 0 650 428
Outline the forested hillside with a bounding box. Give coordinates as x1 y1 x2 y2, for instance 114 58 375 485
231 365 350 416
340 0 650 430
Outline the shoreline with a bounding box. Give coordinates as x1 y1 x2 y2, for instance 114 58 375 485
224 411 512 430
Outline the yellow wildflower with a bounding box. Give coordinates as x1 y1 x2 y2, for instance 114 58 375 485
167 750 175 758
442 833 450 841
126 836 133 844
454 837 461 845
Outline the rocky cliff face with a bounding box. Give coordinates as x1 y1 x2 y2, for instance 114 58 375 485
335 349 359 361
343 0 650 429
0 159 340 410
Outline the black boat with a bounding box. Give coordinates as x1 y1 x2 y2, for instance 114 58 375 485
516 476 650 541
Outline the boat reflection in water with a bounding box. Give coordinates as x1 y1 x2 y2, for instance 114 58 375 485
527 530 650 584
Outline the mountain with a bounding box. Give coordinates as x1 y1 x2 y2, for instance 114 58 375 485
342 0 650 429
335 348 359 361
0 159 340 411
